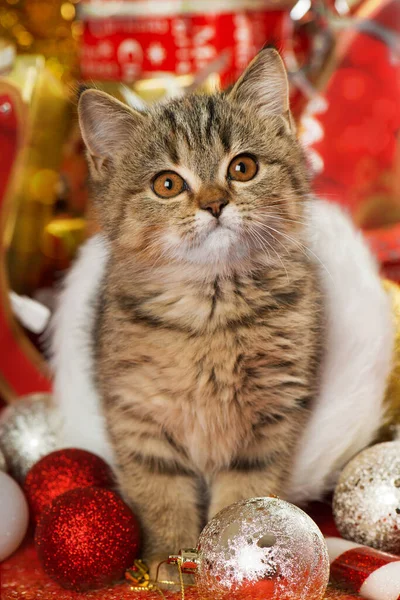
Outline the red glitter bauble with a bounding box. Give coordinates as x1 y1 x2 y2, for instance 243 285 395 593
24 448 114 521
35 487 141 591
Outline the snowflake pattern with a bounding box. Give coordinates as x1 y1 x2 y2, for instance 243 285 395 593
147 42 167 65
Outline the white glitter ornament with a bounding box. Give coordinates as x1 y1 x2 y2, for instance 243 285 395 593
0 394 61 482
0 471 29 561
195 497 330 600
333 441 400 553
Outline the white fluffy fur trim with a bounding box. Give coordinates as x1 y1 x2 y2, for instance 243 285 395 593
50 234 115 465
286 200 394 503
51 201 394 500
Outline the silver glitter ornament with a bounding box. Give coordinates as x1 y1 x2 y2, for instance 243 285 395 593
0 394 61 483
195 497 329 600
333 441 400 553
0 447 6 472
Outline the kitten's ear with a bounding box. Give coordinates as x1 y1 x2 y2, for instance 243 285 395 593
78 89 145 173
229 48 293 130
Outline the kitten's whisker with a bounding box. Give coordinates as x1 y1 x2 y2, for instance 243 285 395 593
250 225 291 283
250 220 332 280
144 236 170 271
246 227 272 263
238 227 252 257
258 198 299 208
256 203 307 216
255 212 308 227
247 224 290 283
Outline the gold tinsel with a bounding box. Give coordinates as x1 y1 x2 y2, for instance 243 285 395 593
0 0 81 85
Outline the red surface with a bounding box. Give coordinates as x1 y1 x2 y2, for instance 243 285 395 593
81 10 288 86
0 502 362 599
0 542 362 600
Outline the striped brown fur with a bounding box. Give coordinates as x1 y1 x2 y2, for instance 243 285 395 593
79 49 323 572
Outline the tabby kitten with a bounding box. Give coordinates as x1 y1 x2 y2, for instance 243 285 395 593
78 49 322 572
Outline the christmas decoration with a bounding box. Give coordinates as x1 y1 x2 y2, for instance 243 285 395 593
0 446 7 471
0 394 61 482
0 44 52 398
0 471 29 561
1 539 361 600
35 486 141 591
193 497 329 600
24 448 115 521
300 0 400 275
80 0 290 87
333 441 400 553
381 279 400 435
0 0 81 84
326 537 400 600
1 50 71 297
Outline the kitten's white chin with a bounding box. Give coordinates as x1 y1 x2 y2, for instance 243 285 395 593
164 206 247 266
205 225 236 250
200 226 240 262
165 226 242 266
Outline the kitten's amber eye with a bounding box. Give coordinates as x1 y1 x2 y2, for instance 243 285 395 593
228 154 258 182
152 171 186 199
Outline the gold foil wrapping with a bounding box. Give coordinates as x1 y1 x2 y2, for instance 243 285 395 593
0 0 81 85
93 72 220 107
382 279 400 433
2 53 71 294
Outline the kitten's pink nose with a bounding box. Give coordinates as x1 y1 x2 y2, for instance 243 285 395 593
201 199 228 219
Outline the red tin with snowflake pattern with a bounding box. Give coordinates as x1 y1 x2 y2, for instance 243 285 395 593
80 0 292 86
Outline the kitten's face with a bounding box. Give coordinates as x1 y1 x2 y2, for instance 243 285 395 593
79 50 309 272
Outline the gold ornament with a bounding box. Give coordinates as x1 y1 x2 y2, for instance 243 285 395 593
333 441 400 553
168 548 200 575
126 558 192 599
0 49 71 295
126 559 153 589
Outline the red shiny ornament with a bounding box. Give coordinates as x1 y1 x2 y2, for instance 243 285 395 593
24 448 114 521
35 487 141 591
